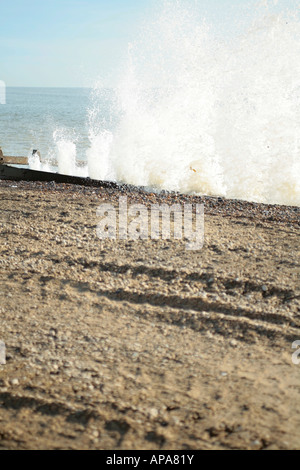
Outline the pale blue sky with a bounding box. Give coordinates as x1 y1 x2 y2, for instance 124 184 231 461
0 0 298 87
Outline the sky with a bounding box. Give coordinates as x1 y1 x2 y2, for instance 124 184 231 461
0 0 298 87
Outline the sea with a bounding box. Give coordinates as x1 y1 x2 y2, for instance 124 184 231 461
0 1 300 207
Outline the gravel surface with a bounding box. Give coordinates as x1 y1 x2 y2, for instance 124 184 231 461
0 179 299 450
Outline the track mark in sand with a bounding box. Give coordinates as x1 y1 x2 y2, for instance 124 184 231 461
0 391 75 417
54 278 300 342
0 391 132 448
64 281 298 329
145 431 166 448
0 391 99 424
66 410 100 425
59 257 297 302
105 419 131 446
128 303 300 343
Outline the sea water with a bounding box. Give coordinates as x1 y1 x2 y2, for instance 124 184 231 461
0 0 299 206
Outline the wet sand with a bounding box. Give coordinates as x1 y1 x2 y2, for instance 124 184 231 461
0 179 299 450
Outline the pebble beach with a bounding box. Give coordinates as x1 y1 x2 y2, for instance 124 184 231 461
0 179 299 449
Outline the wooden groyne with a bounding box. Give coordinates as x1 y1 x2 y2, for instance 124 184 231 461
0 146 118 189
